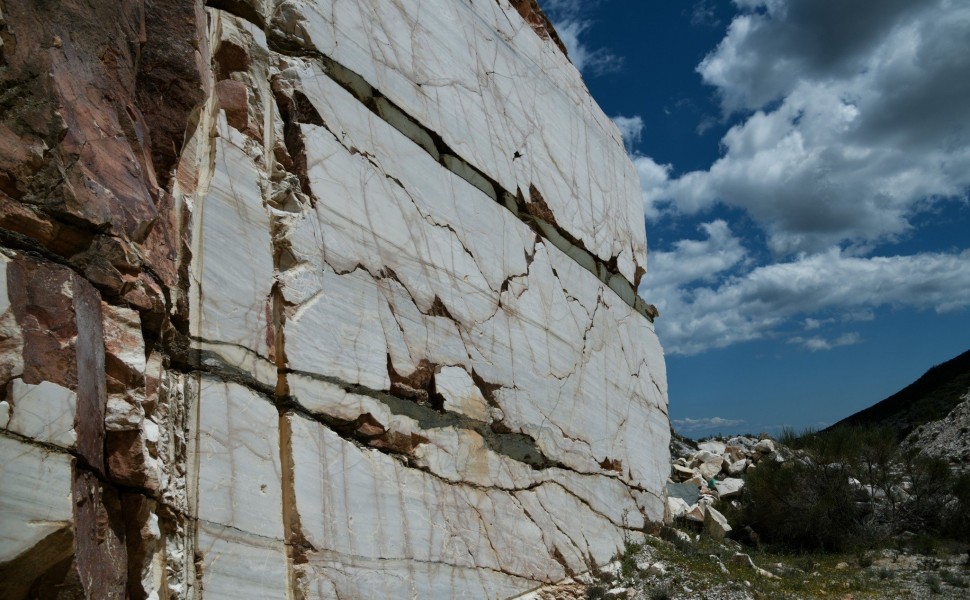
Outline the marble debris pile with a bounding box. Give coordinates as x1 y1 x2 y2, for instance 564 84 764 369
0 1 669 598
667 436 792 531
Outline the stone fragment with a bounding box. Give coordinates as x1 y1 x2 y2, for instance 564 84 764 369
732 552 780 579
435 366 490 421
697 458 724 480
697 440 726 455
727 436 757 451
685 504 706 523
714 555 730 574
3 379 77 448
671 463 696 481
667 496 690 520
727 458 749 476
704 506 732 539
667 481 701 506
724 445 745 462
715 477 745 499
754 438 776 454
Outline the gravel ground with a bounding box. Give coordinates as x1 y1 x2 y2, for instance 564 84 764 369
524 530 970 600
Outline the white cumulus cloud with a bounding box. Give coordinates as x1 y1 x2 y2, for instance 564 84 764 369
789 332 862 352
641 222 970 355
611 115 644 151
648 0 970 255
542 0 621 76
631 0 970 356
673 416 746 432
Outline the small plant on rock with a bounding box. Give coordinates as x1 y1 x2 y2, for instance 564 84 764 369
941 570 968 588
620 540 643 579
585 584 607 600
856 550 874 568
648 585 672 600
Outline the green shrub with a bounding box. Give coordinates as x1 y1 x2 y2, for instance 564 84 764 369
899 451 953 535
950 473 970 542
586 585 607 600
941 570 968 588
648 585 672 600
739 457 863 551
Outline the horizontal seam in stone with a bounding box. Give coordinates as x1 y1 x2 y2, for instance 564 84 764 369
250 20 657 321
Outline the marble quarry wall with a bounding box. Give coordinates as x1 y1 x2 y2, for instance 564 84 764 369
0 1 669 598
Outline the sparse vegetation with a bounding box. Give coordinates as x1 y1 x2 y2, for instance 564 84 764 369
578 521 970 599
585 584 607 600
726 424 970 556
941 570 968 588
647 585 672 600
620 539 643 579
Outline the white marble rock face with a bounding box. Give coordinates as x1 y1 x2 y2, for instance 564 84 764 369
182 2 670 598
273 0 646 283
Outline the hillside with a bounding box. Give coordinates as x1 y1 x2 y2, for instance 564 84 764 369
829 348 970 439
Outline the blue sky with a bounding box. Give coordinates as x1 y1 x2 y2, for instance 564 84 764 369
540 0 970 438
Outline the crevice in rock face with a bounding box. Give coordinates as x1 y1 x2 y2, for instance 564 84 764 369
278 411 312 600
174 343 278 397
297 546 546 586
205 0 267 31
281 364 566 472
272 86 321 204
259 31 657 322
387 356 442 410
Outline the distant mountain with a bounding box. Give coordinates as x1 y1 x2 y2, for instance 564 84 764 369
828 348 970 440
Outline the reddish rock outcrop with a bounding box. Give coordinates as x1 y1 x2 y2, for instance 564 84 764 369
0 1 205 597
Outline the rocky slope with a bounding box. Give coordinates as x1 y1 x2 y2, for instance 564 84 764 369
0 1 668 598
903 389 970 471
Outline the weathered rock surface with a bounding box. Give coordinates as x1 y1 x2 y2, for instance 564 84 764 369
0 1 668 598
904 389 970 470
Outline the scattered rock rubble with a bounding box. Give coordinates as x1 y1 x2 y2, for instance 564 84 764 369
666 434 791 532
904 389 970 471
